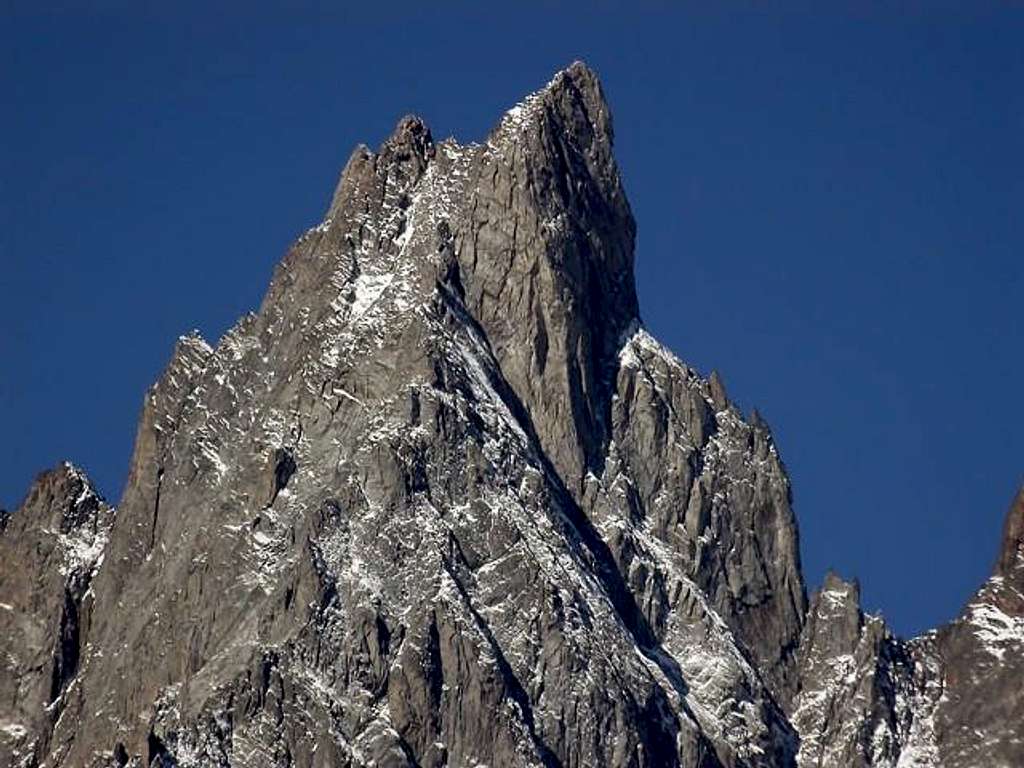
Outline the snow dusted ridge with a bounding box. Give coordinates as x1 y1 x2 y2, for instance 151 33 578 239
27 462 115 580
0 462 116 767
964 582 1024 662
1 61 1022 768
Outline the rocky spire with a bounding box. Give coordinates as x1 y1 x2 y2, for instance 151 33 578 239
1 61 1021 768
921 483 1024 768
0 463 115 767
452 61 639 493
327 114 435 220
996 484 1024 581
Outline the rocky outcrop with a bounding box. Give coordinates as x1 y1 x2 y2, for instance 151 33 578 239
790 487 1024 768
451 63 639 494
0 62 1019 768
0 463 115 767
996 486 1024 581
925 487 1024 767
790 574 931 768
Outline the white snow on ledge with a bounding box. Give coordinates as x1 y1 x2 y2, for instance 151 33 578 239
617 320 671 368
0 721 28 740
966 600 1024 661
617 320 702 390
349 270 396 320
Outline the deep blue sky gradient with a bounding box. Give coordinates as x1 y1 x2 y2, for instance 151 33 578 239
2 4 1022 636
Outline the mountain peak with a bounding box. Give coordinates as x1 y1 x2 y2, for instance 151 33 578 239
452 63 637 487
490 60 613 157
820 569 860 599
327 114 434 220
541 60 610 127
4 461 108 538
3 62 1021 768
384 113 434 162
997 484 1024 579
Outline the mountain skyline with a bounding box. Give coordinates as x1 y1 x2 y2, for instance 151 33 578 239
2 60 1021 767
3 5 1022 641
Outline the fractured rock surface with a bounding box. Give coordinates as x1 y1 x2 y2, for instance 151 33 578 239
1 62 1020 768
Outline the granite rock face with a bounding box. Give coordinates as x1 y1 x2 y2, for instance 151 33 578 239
924 488 1024 767
1 62 1021 768
790 488 1024 768
790 574 932 768
0 464 115 766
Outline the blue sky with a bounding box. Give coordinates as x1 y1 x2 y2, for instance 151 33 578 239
2 4 1021 636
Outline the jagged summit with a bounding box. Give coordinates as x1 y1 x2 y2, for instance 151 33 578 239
997 484 1024 579
490 60 614 139
818 570 860 599
1 63 1021 768
328 113 435 219
5 461 111 538
0 462 115 765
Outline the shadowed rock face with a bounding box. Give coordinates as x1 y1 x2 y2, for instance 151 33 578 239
0 464 115 767
924 488 1024 767
0 62 1020 768
788 487 1024 768
996 487 1024 582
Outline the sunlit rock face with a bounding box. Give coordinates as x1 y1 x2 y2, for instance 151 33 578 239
1 63 1020 768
